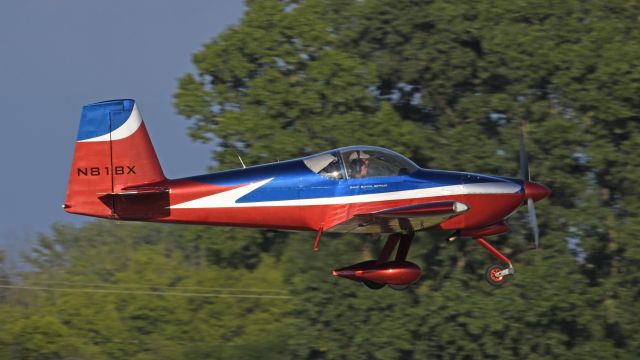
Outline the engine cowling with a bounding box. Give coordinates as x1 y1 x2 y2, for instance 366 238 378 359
459 221 509 238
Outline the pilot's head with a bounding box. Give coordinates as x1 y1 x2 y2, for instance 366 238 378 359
348 151 370 178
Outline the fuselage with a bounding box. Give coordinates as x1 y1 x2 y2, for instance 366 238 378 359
120 146 526 234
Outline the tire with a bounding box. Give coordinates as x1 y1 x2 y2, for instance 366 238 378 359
389 284 411 291
363 280 385 290
484 264 508 287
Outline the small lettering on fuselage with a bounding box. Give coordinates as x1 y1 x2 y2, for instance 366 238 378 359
349 184 388 190
77 166 136 177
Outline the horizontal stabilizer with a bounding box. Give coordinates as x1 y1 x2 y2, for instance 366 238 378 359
97 185 170 220
100 186 169 196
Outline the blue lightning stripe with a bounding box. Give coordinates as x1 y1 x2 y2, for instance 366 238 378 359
187 160 516 203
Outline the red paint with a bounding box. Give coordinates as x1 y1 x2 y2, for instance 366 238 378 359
460 222 509 237
64 140 113 217
164 179 241 204
489 266 503 282
332 260 421 286
65 123 165 218
377 234 401 263
374 201 457 217
524 181 551 202
438 194 522 230
488 266 503 282
313 227 323 251
156 193 521 233
474 237 512 265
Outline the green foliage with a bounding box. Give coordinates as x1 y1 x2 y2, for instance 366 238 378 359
1 222 298 359
175 0 425 169
2 0 639 358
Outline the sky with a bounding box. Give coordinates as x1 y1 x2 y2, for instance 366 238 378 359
0 1 245 267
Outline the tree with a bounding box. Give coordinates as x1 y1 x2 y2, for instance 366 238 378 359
175 0 640 357
174 0 425 169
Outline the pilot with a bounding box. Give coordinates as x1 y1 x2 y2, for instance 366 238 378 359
348 151 370 178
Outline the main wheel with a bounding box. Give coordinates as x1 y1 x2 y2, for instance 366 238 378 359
363 280 385 290
484 264 508 287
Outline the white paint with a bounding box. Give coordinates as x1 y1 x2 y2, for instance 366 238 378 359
453 202 469 212
171 178 275 209
170 180 521 209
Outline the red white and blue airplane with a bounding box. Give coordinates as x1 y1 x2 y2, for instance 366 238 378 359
64 99 550 290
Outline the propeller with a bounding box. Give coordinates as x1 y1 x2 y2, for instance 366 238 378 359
519 127 547 249
527 198 539 248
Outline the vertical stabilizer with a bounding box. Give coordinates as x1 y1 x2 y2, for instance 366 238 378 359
64 99 166 218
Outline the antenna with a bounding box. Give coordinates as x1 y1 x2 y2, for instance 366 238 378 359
236 152 246 168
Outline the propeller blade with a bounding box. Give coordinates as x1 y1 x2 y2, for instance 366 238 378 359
519 131 530 181
527 198 539 248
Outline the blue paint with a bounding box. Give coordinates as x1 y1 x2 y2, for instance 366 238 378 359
76 99 135 141
186 151 520 203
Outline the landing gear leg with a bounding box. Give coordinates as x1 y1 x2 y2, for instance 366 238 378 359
395 232 414 262
333 233 421 290
377 233 401 264
474 237 514 287
386 233 416 291
361 233 417 290
363 234 401 290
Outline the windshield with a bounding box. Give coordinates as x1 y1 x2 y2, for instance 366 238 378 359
303 152 344 179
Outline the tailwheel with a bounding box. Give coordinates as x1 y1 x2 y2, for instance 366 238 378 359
484 264 509 287
362 280 385 290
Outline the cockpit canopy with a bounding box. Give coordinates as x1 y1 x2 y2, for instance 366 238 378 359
303 146 419 180
303 153 344 179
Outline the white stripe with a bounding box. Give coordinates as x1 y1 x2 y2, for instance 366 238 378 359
170 181 520 209
79 104 143 142
171 178 275 209
463 182 521 194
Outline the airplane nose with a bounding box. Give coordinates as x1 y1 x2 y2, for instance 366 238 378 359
524 181 551 202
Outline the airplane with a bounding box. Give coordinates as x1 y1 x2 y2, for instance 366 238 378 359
64 99 550 290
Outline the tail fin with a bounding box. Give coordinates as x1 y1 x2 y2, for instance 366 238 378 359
64 99 166 218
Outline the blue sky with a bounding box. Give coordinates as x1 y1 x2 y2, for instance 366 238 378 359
0 1 245 265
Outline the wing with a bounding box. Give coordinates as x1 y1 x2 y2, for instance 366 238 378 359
328 200 468 234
